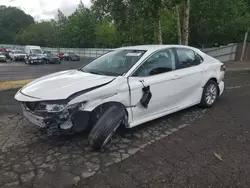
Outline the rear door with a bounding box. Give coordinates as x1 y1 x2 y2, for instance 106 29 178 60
171 47 204 107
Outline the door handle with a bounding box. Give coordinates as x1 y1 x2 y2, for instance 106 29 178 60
172 75 181 80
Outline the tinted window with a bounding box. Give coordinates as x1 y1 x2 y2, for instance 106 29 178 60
176 48 202 69
31 49 43 54
133 49 176 77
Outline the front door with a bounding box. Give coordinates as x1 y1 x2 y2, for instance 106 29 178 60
128 48 186 124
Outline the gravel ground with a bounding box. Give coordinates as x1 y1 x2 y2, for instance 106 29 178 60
0 70 250 187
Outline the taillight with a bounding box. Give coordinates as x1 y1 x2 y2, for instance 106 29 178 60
221 64 226 72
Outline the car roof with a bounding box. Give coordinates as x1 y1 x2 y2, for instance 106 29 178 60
118 45 198 52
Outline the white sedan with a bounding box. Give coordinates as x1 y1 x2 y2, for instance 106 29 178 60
15 45 225 149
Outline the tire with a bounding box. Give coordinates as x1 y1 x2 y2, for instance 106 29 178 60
25 59 29 64
199 80 219 108
88 105 125 150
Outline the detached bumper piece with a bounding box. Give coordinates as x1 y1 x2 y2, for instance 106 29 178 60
22 102 89 136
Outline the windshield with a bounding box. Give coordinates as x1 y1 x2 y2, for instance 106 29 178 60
81 50 146 76
31 49 43 54
14 50 25 54
0 52 4 55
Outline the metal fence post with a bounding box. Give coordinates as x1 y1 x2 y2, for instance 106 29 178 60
240 28 249 61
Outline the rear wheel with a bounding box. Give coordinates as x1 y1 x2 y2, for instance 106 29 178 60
88 105 125 150
199 80 219 108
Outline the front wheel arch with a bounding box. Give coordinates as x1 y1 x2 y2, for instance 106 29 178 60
90 101 129 126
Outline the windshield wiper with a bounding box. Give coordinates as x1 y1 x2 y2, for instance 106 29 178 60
79 69 104 75
88 71 104 75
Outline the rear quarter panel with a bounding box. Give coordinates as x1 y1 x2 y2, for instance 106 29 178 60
198 51 224 86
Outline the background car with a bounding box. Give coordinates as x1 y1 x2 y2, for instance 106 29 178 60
10 50 27 61
0 52 7 62
44 53 61 64
0 48 10 59
63 52 80 61
57 52 64 60
25 53 44 65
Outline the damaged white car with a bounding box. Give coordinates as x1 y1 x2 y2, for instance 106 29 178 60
15 45 225 149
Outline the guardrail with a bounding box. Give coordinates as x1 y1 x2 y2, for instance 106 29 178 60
1 43 238 62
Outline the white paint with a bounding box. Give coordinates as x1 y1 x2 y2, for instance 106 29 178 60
15 45 225 129
16 70 115 100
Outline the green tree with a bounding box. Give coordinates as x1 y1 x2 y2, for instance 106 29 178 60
62 5 96 47
189 0 248 47
0 6 34 44
95 22 117 47
15 22 56 46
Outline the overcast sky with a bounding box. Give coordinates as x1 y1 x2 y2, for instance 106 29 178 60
0 0 91 20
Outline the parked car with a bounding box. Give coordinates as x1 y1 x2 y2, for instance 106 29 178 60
0 52 7 62
25 53 44 65
57 52 64 60
15 45 225 150
63 52 80 61
10 50 27 61
24 45 45 65
0 48 7 53
0 48 10 59
43 51 52 55
5 49 11 59
24 45 43 56
44 53 61 64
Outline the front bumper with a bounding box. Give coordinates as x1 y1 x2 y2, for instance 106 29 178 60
0 57 6 61
22 104 46 128
15 56 26 60
29 59 43 64
49 58 60 64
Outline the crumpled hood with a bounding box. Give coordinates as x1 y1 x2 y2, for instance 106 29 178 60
17 70 115 100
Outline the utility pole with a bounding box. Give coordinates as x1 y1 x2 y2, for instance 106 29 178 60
182 0 190 45
240 28 249 61
158 19 163 44
176 4 182 45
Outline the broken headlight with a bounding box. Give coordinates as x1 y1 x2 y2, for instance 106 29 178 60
36 101 87 113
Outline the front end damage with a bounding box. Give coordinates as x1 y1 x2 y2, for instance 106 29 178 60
22 101 90 136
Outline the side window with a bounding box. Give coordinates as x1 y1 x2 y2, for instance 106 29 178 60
133 49 176 77
176 48 202 69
